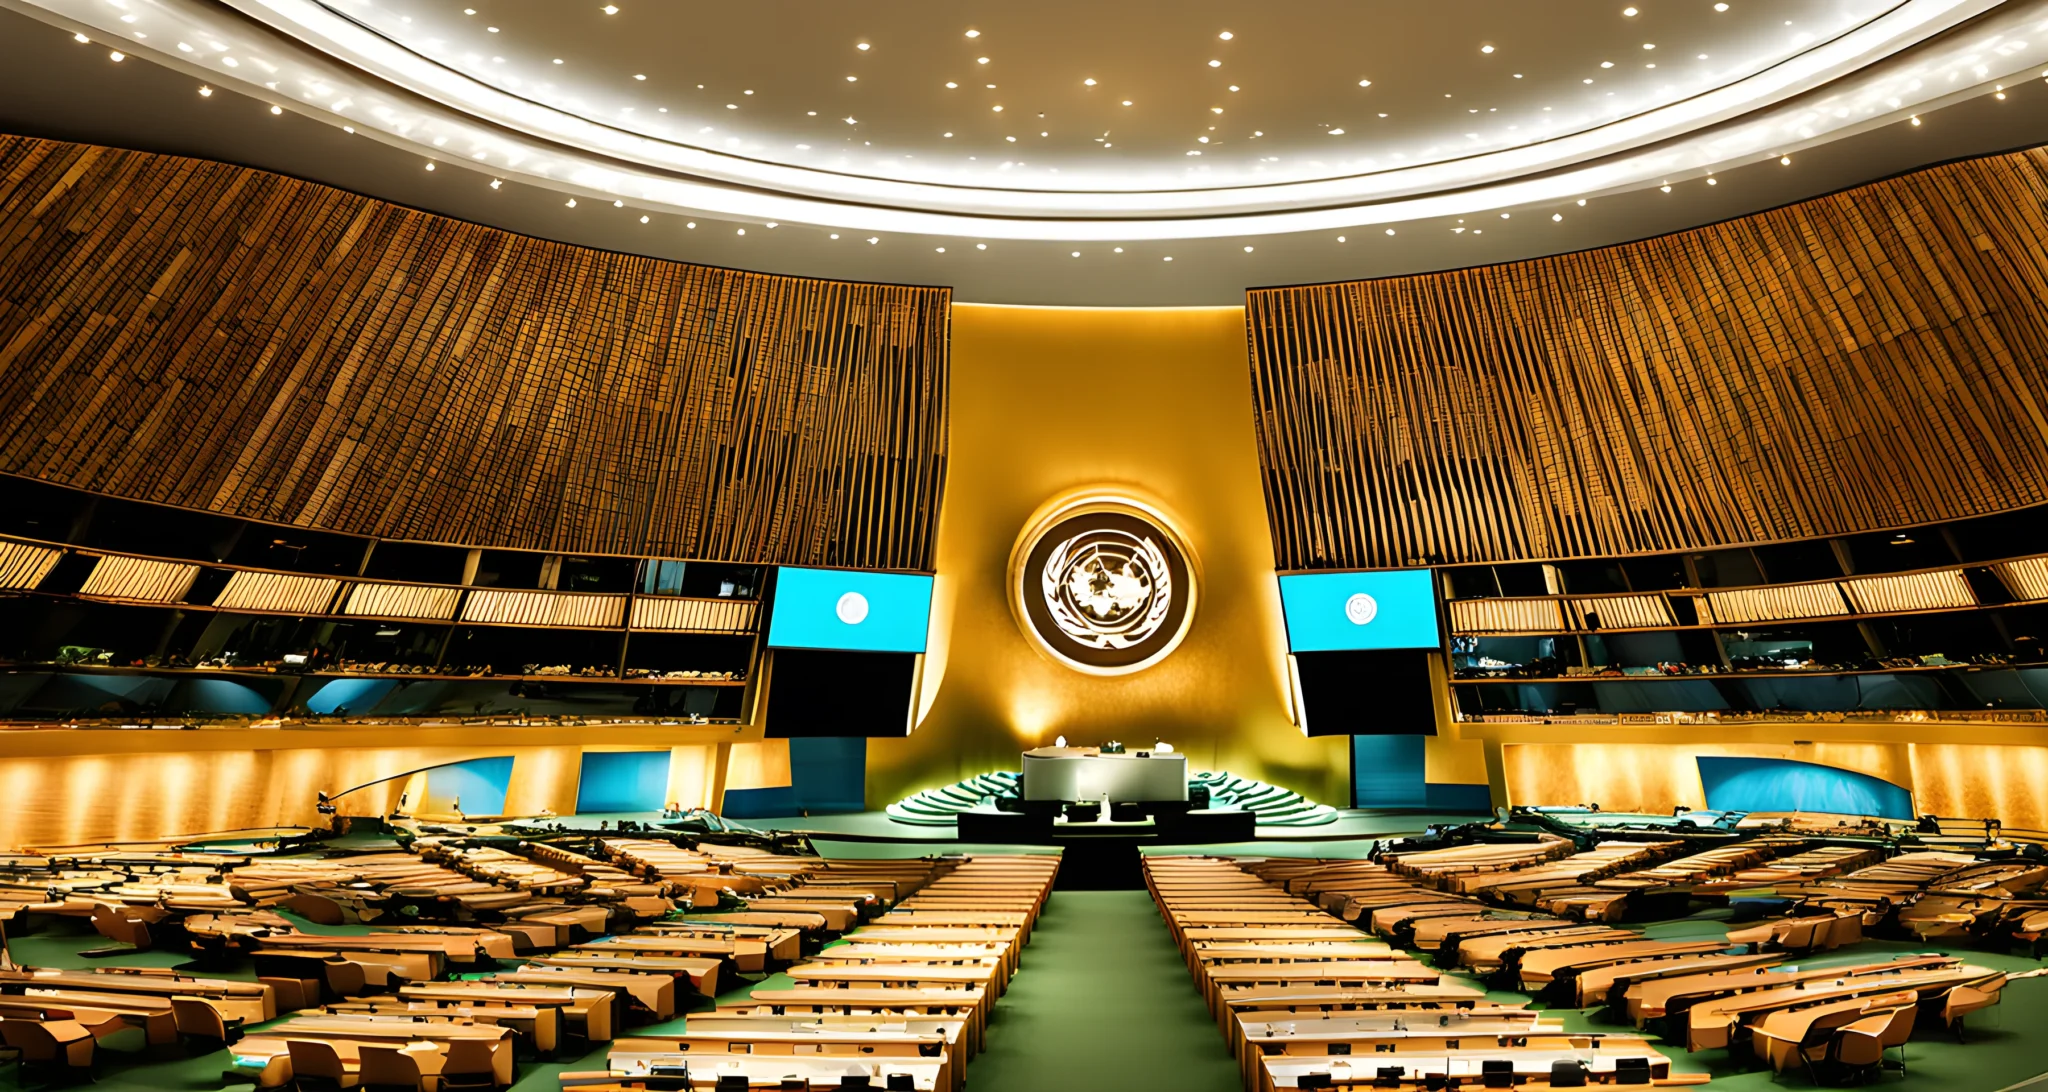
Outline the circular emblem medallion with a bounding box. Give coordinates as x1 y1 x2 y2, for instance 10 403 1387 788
1345 592 1379 626
835 591 870 625
1010 495 1197 676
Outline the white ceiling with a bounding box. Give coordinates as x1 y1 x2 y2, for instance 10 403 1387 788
3 1 2048 303
324 0 1901 192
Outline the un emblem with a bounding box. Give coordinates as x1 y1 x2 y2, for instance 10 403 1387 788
1345 592 1378 626
1010 494 1197 675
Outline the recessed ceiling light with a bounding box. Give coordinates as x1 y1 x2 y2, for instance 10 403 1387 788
109 50 125 62
1480 45 1494 54
1577 198 1586 205
463 7 475 13
976 57 989 64
1243 245 1254 252
976 243 987 250
1228 85 1240 92
1622 5 1638 14
844 116 857 124
1121 100 1132 106
728 104 738 109
687 221 696 228
268 103 281 114
552 58 563 64
1600 61 1614 68
744 90 754 95
1385 228 1395 235
1551 213 1563 221
1328 128 1345 135
613 199 624 207
1211 107 1223 114
1337 236 1346 242
1083 78 1096 86
198 85 212 96
943 132 953 137
1642 43 1655 50
1358 79 1372 88
1910 115 1922 126
1070 251 1080 257
1006 136 1016 141
867 237 879 244
640 215 649 223
736 228 745 235
1163 256 1173 261
847 76 858 82
935 247 944 253
487 26 498 32
1780 155 1792 165
565 198 577 207
424 162 434 171
602 4 619 12
1219 30 1234 40
992 105 1003 112
857 42 870 51
964 29 979 38
1207 60 1221 68
490 179 501 189
1707 176 1719 184
1714 2 1729 9
634 74 646 80
72 32 88 43
1113 246 1123 253
946 82 958 88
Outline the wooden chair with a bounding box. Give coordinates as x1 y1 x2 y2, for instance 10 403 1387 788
88 903 155 952
172 998 245 1053
287 1038 360 1091
1943 982 2002 1040
438 1038 498 1091
262 976 324 1012
0 1018 96 1081
1826 1012 1891 1084
357 1045 426 1092
1873 1002 1917 1074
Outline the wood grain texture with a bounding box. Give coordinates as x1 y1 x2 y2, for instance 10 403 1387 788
0 136 950 570
1249 145 2048 569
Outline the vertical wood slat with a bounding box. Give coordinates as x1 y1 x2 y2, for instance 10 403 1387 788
0 137 949 571
1248 145 2048 569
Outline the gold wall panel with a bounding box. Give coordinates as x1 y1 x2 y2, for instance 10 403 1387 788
1248 145 2048 568
868 304 1349 806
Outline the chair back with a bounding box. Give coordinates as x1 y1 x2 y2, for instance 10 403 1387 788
1829 1014 1889 1068
1874 1003 1916 1048
358 1044 425 1091
171 998 227 1041
287 1038 350 1081
324 958 368 997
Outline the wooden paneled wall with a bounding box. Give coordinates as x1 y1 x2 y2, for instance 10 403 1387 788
0 137 949 570
1249 145 2048 569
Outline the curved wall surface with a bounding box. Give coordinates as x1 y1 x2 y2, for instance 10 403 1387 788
1249 145 2048 569
0 136 949 569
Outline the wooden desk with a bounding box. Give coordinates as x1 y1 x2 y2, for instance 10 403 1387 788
399 982 614 1041
328 1000 559 1053
736 988 988 1056
562 1054 941 1090
614 1030 954 1092
0 969 273 1023
532 955 721 998
492 967 675 1021
234 1015 513 1088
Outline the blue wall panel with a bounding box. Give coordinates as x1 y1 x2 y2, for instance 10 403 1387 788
575 751 672 814
1696 756 1914 820
423 756 514 816
723 738 869 818
1352 736 1427 807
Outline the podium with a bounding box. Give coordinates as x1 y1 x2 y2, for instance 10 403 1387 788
957 745 1255 887
1020 746 1187 802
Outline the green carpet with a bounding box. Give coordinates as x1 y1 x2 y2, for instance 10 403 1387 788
967 890 1239 1092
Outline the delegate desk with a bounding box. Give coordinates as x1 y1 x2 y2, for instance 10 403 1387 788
612 1029 955 1092
491 968 676 1022
563 1053 943 1091
399 982 616 1041
233 1015 514 1088
533 954 722 998
0 969 275 1023
736 989 988 1057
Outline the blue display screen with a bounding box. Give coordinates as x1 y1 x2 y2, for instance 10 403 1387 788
767 567 934 653
1278 569 1441 651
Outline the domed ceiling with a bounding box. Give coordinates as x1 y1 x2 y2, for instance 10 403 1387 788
4 0 2048 303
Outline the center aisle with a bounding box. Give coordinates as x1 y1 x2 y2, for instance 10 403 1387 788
973 889 1240 1092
